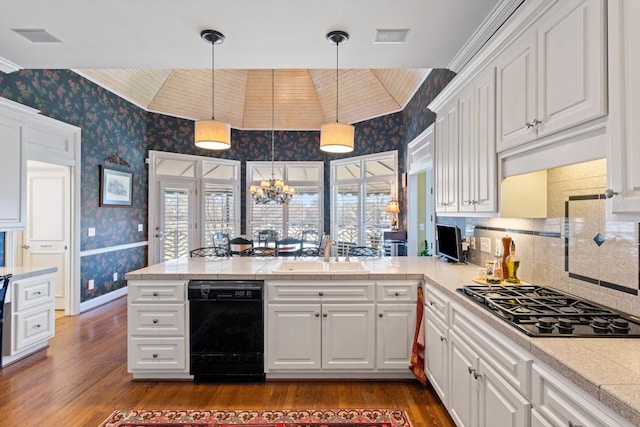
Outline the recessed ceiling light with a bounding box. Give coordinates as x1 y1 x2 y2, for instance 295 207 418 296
12 28 62 43
374 29 409 44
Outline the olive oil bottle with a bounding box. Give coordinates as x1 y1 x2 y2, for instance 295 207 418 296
506 240 520 284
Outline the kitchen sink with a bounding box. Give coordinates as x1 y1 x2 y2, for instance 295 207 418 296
272 260 369 274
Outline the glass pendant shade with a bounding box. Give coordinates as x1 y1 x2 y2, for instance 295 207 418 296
320 122 355 153
194 119 231 150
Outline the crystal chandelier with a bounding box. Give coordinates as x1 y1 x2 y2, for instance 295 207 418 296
250 70 295 204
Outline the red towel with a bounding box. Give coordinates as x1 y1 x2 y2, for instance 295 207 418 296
409 286 427 385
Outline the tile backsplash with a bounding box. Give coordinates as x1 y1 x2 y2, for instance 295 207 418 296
444 159 640 317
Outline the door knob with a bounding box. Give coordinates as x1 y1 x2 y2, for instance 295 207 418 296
22 244 30 249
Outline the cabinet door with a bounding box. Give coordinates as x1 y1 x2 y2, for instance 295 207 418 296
375 303 415 369
267 304 321 370
0 114 26 229
434 100 459 213
322 304 375 370
478 358 530 427
608 0 640 214
496 30 537 151
536 0 606 138
448 330 478 427
424 309 448 406
458 85 476 212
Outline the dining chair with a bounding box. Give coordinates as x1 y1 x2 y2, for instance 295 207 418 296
348 246 382 257
212 232 231 256
249 247 277 257
256 229 278 247
275 237 302 257
229 237 253 256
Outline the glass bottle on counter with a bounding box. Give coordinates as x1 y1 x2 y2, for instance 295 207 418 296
506 240 520 283
489 252 503 284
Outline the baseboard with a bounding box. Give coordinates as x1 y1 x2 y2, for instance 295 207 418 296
79 286 128 313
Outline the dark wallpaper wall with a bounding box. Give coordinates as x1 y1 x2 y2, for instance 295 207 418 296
0 232 4 267
0 67 454 302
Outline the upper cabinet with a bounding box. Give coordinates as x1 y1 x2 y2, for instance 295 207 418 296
607 0 640 215
496 0 607 153
434 99 459 214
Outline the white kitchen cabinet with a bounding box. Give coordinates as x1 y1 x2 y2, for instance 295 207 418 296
496 0 607 153
531 363 633 427
459 67 497 213
607 0 640 215
375 303 415 369
424 302 448 405
267 302 374 370
10 273 55 355
0 105 27 230
127 280 189 379
434 99 459 214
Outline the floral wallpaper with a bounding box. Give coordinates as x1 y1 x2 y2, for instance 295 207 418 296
0 232 4 267
0 69 148 302
0 67 454 302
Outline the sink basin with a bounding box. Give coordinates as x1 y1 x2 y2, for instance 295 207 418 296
273 260 369 274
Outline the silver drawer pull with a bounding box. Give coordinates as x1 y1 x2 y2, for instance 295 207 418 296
152 319 159 324
318 292 324 296
34 324 41 328
440 336 445 342
314 312 320 317
152 353 158 358
379 313 384 318
34 291 42 295
153 291 159 296
322 313 327 318
468 366 475 375
394 292 399 296
429 300 435 306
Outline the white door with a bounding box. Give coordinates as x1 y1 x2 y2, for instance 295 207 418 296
152 181 196 263
23 162 70 311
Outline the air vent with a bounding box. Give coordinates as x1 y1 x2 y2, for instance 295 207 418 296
374 29 409 44
12 29 62 43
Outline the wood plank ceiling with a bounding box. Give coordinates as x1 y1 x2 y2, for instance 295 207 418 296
78 68 430 130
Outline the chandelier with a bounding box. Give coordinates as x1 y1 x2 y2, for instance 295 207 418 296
250 70 295 204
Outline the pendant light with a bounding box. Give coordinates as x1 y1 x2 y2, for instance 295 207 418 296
320 30 354 153
249 70 295 204
195 29 231 150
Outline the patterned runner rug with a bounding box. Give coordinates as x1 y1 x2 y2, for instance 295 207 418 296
98 409 412 427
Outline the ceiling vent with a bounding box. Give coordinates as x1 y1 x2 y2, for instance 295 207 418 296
12 28 62 43
374 29 409 44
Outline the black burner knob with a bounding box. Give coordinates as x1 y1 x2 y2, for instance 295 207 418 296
590 317 610 334
611 318 630 333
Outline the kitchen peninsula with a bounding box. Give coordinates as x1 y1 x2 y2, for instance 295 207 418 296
125 257 640 426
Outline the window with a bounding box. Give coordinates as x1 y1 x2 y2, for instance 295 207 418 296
246 161 323 241
201 161 238 243
331 151 398 250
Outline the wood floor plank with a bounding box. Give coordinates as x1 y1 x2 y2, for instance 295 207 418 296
0 297 455 427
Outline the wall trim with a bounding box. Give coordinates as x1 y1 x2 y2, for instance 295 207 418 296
0 56 22 74
80 241 148 257
79 286 127 313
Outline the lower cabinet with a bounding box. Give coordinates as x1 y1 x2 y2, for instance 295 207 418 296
266 280 418 377
423 285 634 427
127 280 189 379
3 273 56 367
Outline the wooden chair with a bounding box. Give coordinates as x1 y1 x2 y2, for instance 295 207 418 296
275 237 302 257
0 274 12 361
348 246 382 257
229 237 253 256
212 232 230 256
189 246 229 258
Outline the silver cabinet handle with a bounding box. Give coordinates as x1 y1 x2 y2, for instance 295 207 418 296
379 313 384 317
152 319 159 324
153 291 159 297
394 292 399 296
152 353 158 358
322 313 327 318
468 366 474 374
429 300 435 306
318 292 324 296
440 336 445 342
568 422 583 427
314 312 320 317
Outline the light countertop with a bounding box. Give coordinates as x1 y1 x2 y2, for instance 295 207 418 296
0 265 57 280
125 256 640 425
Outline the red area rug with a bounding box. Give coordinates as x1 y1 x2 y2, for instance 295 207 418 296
98 409 412 427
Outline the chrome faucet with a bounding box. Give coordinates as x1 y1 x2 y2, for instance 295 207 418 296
323 235 335 262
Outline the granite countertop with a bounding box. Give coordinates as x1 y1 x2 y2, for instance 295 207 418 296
125 256 640 425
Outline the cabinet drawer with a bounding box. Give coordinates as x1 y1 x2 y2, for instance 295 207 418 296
128 304 185 336
532 363 631 427
128 337 186 371
128 280 186 303
450 302 531 398
424 285 449 324
267 281 374 302
376 281 418 302
12 303 55 353
13 274 54 311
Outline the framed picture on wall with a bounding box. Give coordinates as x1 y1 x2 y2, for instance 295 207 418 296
100 165 133 207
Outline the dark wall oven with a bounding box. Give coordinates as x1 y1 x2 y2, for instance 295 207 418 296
188 280 264 382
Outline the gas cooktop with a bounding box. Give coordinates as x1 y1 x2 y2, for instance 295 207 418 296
457 285 640 337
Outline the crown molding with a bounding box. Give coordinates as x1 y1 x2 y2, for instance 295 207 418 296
448 0 525 73
0 56 22 74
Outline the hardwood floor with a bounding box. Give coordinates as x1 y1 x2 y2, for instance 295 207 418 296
0 297 455 427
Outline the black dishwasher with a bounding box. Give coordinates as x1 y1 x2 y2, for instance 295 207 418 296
188 280 264 382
